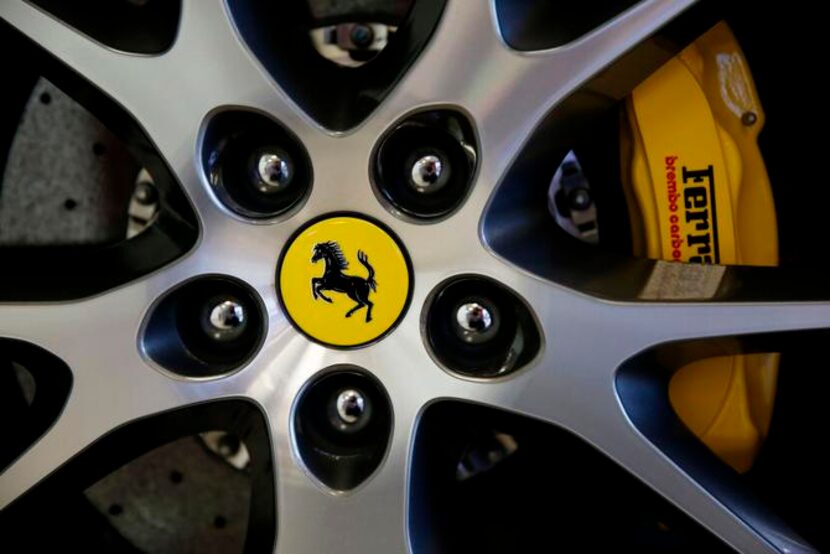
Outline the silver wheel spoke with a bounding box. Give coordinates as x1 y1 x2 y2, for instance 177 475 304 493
442 368 793 552
572 403 793 553
1 0 317 222
414 269 821 552
274 452 409 553
0 373 181 510
0 259 269 508
372 0 696 181
0 1 153 107
0 0 308 120
245 347 425 554
609 299 830 356
362 0 700 285
271 403 413 553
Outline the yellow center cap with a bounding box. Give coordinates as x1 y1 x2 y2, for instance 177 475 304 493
277 214 413 348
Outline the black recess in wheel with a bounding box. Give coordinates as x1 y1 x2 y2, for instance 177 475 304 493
202 110 313 220
372 109 478 221
225 0 447 131
28 0 182 54
409 401 728 553
424 275 541 378
0 339 72 473
494 0 639 51
141 275 267 378
294 368 392 491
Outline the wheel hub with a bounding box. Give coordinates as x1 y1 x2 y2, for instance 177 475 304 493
276 214 412 348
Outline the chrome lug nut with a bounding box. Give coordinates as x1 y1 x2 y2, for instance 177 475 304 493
456 302 493 333
410 154 445 192
203 298 247 342
254 151 292 193
567 187 592 212
335 388 367 425
134 180 158 206
453 300 500 345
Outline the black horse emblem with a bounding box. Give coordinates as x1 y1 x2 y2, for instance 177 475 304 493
311 241 377 322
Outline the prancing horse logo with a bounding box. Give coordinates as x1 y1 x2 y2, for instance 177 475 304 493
311 241 377 322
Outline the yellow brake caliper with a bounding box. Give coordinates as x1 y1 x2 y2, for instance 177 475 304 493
622 22 778 472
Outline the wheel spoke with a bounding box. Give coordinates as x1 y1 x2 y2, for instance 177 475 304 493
0 256 272 508
415 269 820 551
431 360 797 552
0 2 150 107
0 374 179 510
274 443 410 553
608 299 830 356
574 401 802 553
373 0 695 174
1 0 317 219
441 377 798 552
252 364 415 553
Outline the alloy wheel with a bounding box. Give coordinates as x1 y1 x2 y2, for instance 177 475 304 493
0 1 824 552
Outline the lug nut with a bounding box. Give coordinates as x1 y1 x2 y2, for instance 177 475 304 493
335 388 367 425
203 298 247 342
350 24 375 49
217 433 242 458
253 151 293 194
134 180 158 205
453 300 499 345
456 302 493 333
567 187 592 212
410 154 445 192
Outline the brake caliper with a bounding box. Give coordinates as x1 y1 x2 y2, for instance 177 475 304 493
622 22 778 472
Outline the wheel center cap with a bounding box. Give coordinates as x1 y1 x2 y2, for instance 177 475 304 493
277 214 413 348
